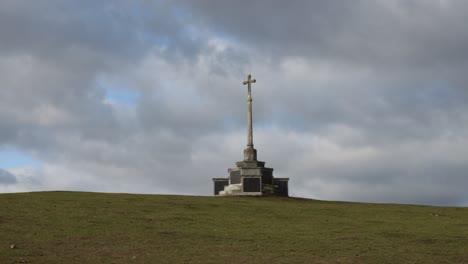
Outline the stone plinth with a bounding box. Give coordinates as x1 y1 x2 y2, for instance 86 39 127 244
213 178 229 195
213 156 289 196
243 147 257 161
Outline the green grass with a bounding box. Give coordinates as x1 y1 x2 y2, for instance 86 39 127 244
0 192 467 263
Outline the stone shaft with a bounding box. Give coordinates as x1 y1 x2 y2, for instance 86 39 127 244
247 94 253 147
243 74 256 161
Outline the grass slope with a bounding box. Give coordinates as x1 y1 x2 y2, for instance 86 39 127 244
0 192 467 264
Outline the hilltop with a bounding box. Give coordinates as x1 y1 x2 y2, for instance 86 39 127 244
1 192 467 263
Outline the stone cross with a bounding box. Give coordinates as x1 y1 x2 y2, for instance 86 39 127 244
243 74 257 161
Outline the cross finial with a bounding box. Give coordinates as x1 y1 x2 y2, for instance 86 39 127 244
243 74 256 86
243 74 256 98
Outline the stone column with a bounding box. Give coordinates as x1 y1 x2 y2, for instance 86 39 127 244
247 91 253 147
243 74 257 161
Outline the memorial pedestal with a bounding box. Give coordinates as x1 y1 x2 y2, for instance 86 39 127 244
213 149 289 196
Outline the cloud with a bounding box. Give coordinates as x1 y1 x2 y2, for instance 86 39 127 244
182 1 468 68
0 169 17 185
0 1 468 206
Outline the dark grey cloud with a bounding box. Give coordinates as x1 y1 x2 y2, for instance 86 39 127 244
182 1 468 68
0 1 149 60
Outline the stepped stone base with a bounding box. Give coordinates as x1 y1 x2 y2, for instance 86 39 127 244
213 150 289 196
217 184 262 196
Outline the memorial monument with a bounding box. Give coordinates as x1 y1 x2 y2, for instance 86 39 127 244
213 74 289 196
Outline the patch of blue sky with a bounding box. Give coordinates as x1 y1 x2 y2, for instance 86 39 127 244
0 148 41 169
213 31 236 41
97 77 140 107
140 32 171 47
105 88 140 107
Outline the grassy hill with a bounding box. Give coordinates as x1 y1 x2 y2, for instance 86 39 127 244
0 192 467 264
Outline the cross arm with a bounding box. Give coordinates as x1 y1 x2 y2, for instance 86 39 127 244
243 79 256 85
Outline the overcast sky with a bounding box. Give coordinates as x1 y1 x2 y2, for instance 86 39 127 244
1 0 468 206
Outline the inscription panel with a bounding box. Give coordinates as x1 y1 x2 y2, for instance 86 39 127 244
261 170 273 185
274 179 289 197
243 177 261 192
230 170 241 184
213 179 229 195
